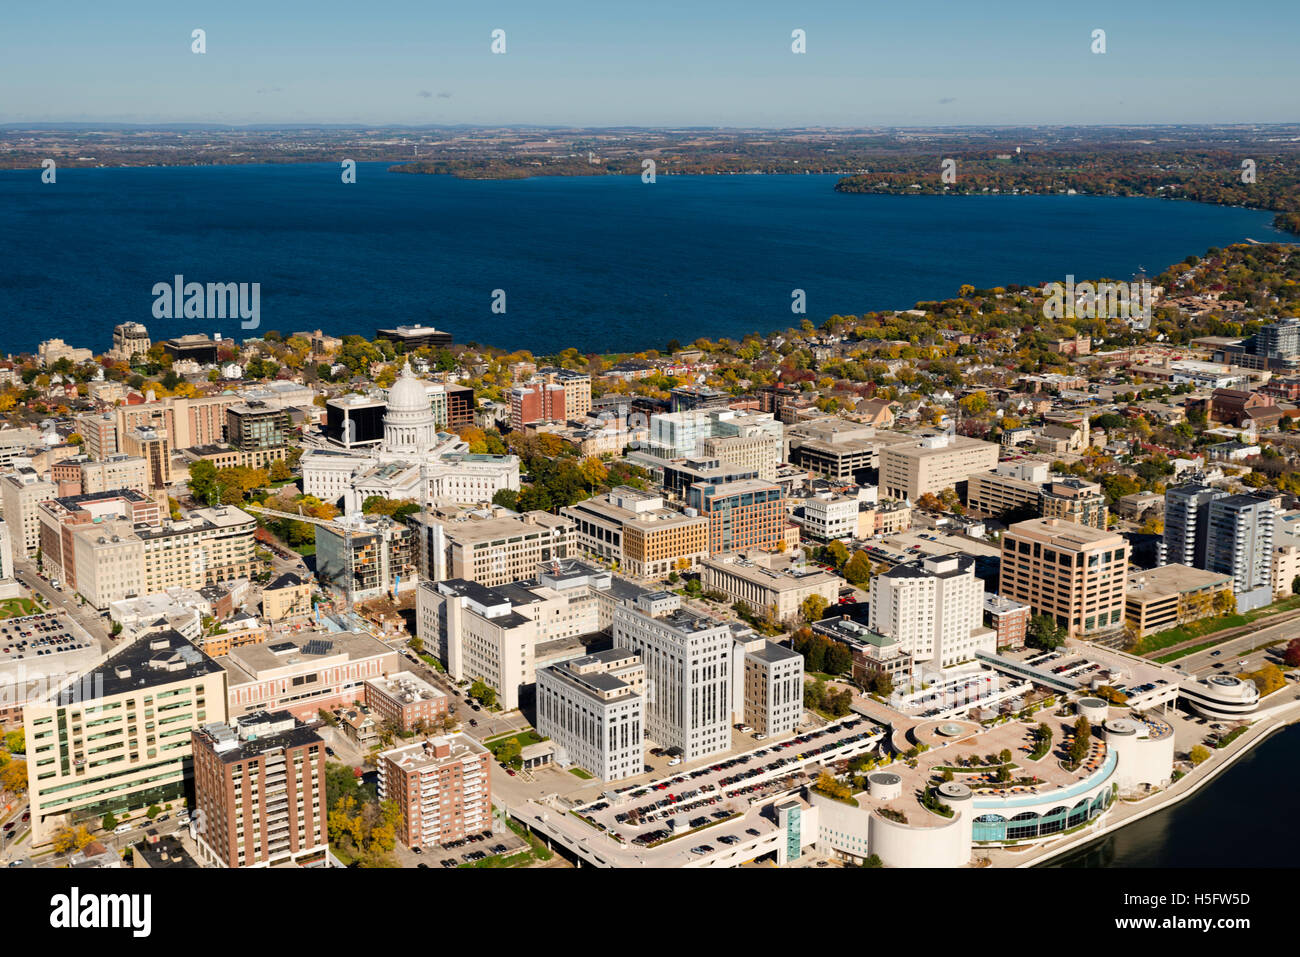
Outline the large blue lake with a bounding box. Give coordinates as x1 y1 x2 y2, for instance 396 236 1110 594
0 164 1286 356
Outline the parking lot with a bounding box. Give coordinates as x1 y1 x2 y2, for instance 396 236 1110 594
0 612 96 663
571 716 883 846
395 827 528 869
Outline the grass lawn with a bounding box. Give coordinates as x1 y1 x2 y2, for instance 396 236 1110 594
1132 613 1247 656
506 818 554 861
290 543 316 557
417 652 445 672
484 730 547 757
461 848 535 868
1136 596 1300 658
0 597 40 619
568 767 594 780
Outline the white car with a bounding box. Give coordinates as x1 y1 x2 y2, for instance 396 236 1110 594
114 822 133 835
667 757 681 766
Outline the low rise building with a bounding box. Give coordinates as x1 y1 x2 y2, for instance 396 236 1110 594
982 593 1031 649
700 551 839 624
365 673 450 732
261 572 313 621
218 630 402 718
1125 564 1235 639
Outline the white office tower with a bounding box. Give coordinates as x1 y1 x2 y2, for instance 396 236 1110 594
613 591 733 762
869 554 994 668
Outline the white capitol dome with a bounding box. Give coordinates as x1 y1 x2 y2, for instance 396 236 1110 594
386 360 431 412
383 360 437 453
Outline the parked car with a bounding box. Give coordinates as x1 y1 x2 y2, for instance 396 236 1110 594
114 823 133 835
667 757 681 766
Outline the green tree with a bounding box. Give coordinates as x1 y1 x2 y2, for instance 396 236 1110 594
188 459 219 506
1189 745 1211 766
825 540 850 569
843 551 873 586
1027 615 1066 651
800 593 830 622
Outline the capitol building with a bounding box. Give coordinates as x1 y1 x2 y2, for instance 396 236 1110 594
302 360 520 513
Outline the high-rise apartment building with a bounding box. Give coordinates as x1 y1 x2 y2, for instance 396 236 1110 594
1163 483 1226 569
377 734 491 848
109 322 152 362
191 710 327 868
534 368 592 420
1039 478 1109 529
120 425 171 490
999 518 1130 639
315 513 417 601
509 382 567 430
1205 493 1277 611
226 401 291 456
75 412 120 461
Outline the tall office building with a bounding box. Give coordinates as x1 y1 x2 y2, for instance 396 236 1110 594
613 593 733 762
999 519 1130 639
1205 493 1277 611
686 479 786 555
191 710 327 868
1163 483 1228 569
536 649 645 782
1 468 58 556
879 433 1000 502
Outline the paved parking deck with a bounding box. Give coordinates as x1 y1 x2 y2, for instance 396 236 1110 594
568 717 883 851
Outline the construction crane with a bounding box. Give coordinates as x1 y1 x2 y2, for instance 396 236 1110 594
245 504 356 612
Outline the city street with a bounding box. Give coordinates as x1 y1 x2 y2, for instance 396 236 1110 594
1164 613 1300 677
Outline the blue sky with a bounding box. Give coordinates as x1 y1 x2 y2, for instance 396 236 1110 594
1 0 1296 127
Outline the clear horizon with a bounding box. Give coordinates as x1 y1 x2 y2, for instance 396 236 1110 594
2 0 1297 127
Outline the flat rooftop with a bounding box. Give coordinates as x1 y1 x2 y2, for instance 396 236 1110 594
58 630 222 704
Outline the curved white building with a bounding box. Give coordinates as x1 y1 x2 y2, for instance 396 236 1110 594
1180 674 1260 719
1076 696 1110 724
1104 717 1176 793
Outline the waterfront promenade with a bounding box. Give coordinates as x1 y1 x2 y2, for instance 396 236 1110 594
985 689 1300 868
